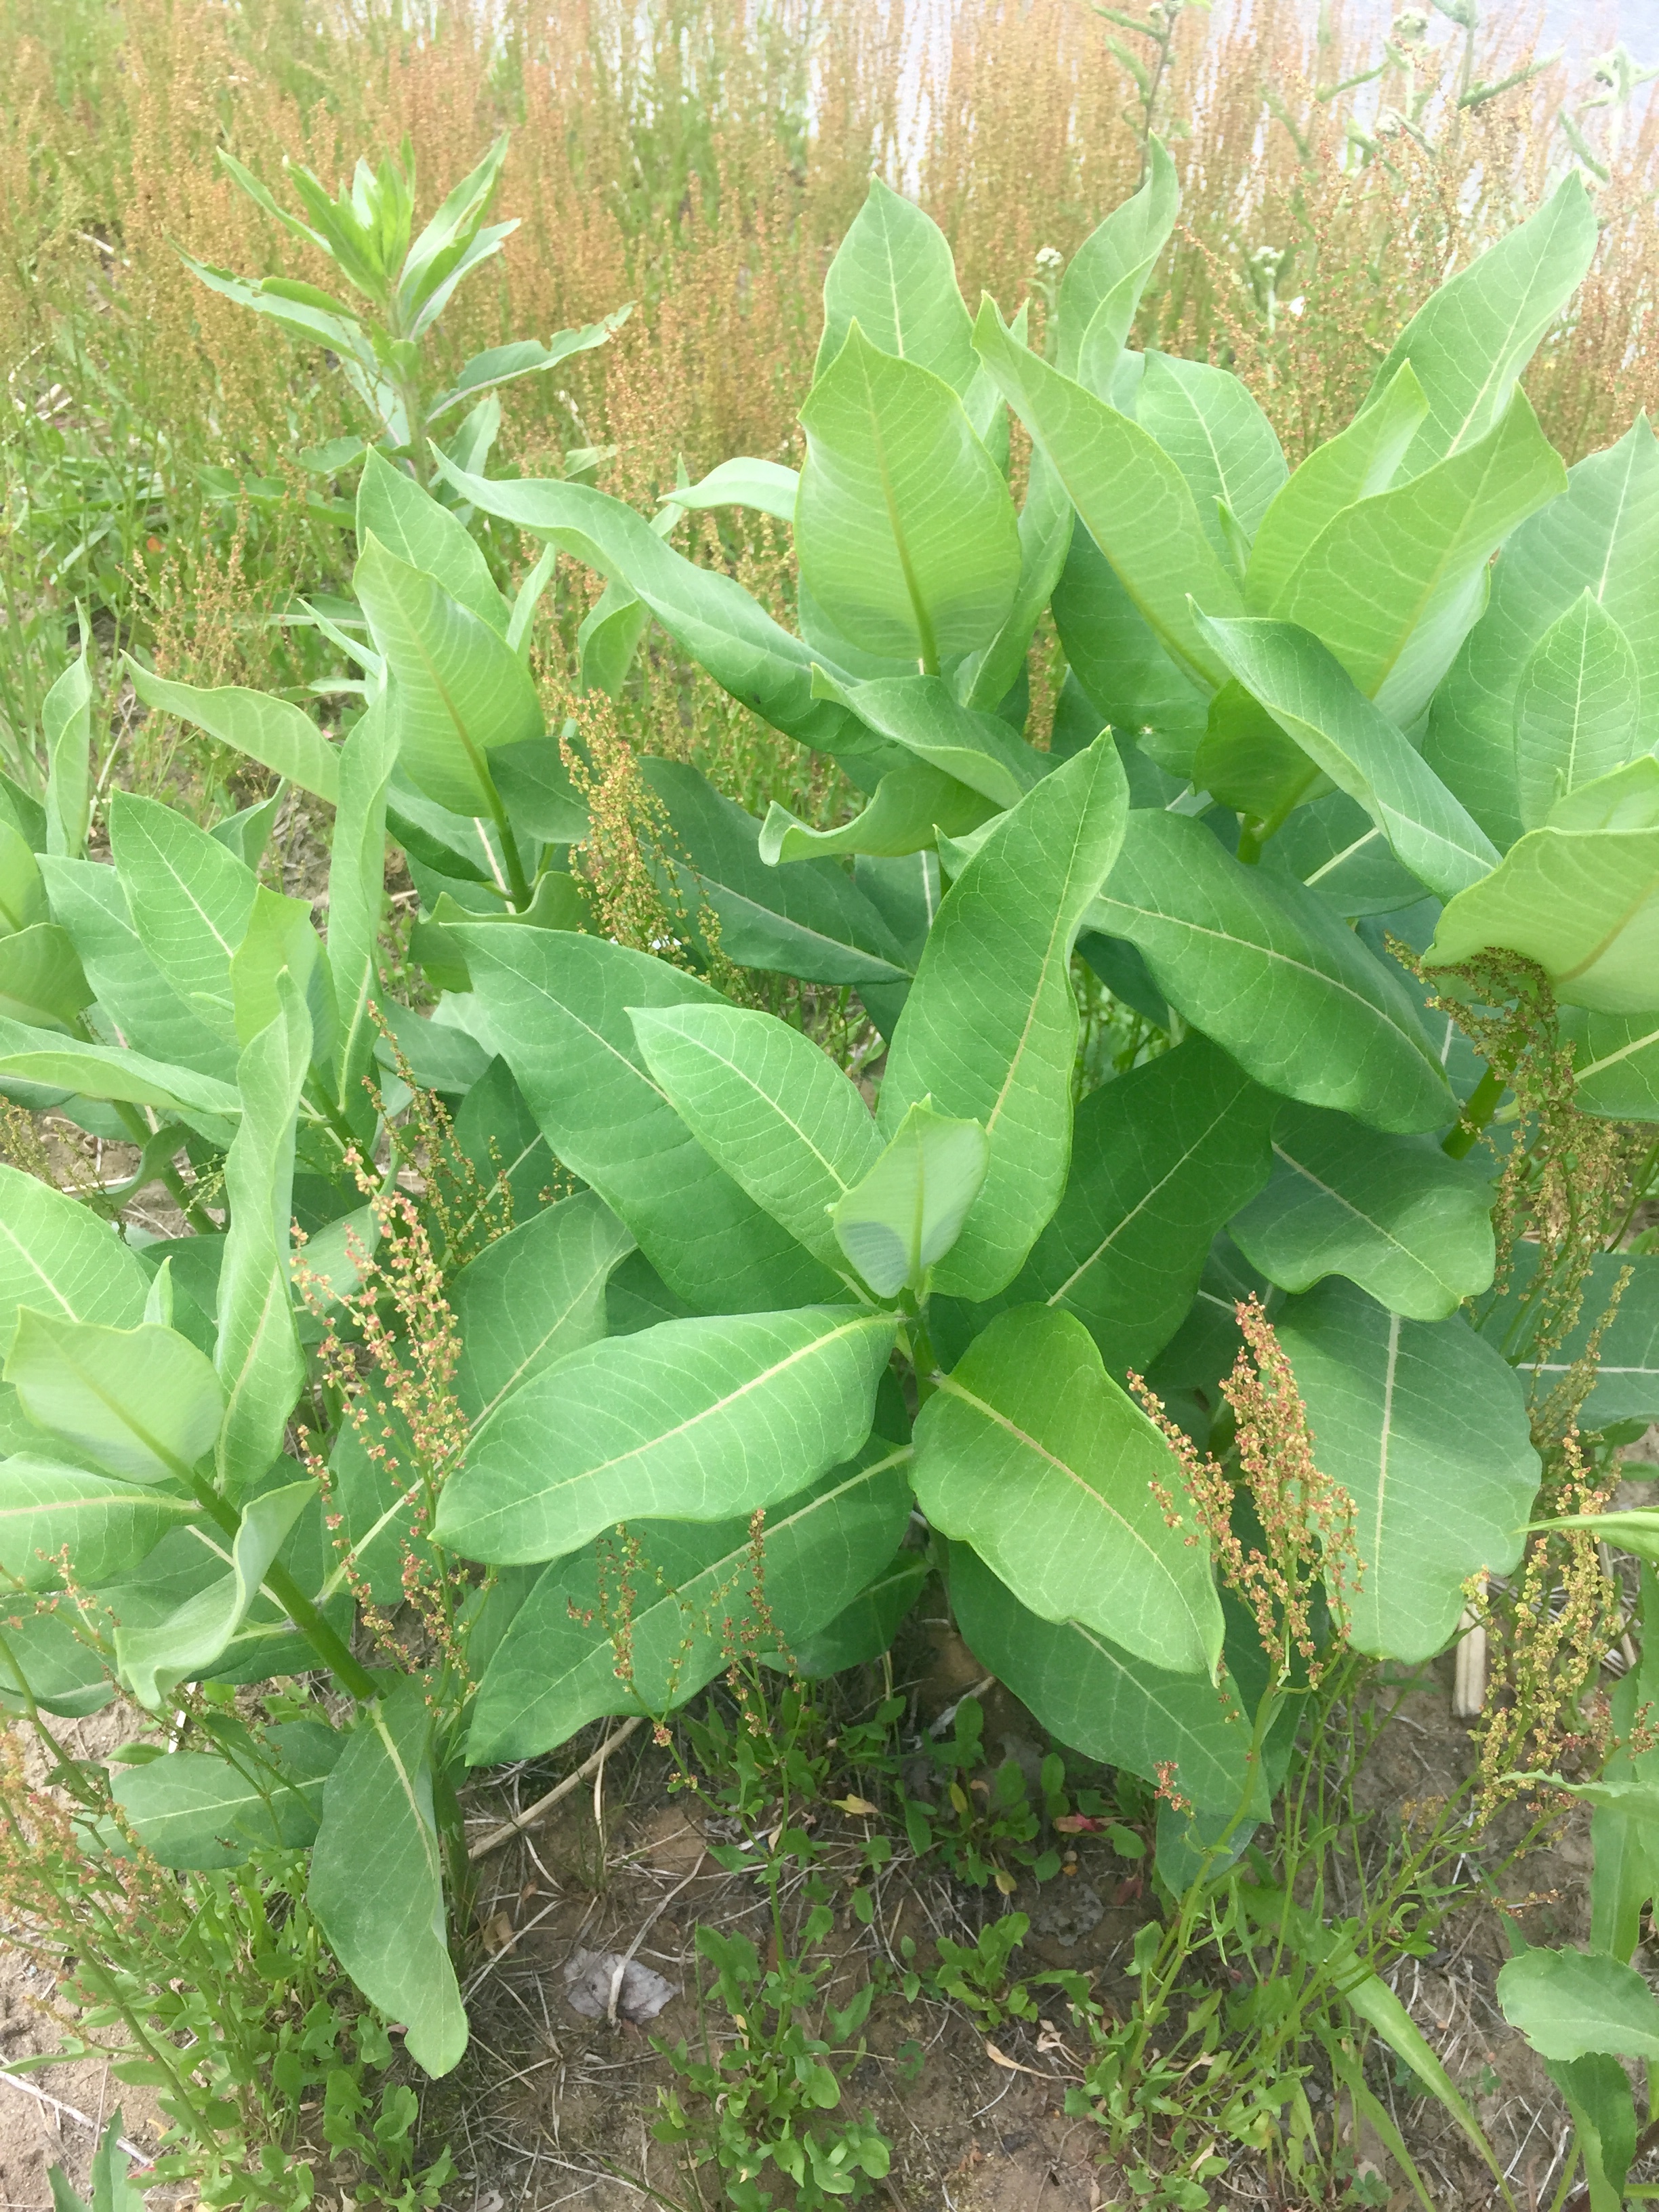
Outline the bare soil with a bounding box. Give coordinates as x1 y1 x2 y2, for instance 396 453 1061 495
8 1493 1659 2211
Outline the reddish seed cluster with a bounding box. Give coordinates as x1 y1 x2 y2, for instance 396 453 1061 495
1472 1427 1623 1821
293 1170 472 1687
1153 1762 1193 1817
1133 1298 1361 1689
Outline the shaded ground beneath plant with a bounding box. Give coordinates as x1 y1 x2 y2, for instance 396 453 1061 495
7 1496 1659 2212
434 1605 1645 2212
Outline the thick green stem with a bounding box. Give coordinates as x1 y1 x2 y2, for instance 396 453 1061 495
1442 1064 1504 1160
184 1471 379 1700
478 769 534 911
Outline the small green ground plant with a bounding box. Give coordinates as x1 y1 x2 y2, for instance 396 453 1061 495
5 141 1659 2204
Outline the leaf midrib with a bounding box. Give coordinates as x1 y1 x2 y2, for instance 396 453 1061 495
936 1372 1197 1606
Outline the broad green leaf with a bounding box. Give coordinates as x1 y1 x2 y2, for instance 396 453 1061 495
1427 419 1659 848
111 1720 342 1868
972 1035 1275 1372
796 325 1021 668
0 1592 116 1719
1359 169 1597 472
577 575 653 698
0 1017 241 1122
1264 790 1426 920
1191 678 1331 830
880 741 1128 1299
308 1677 468 2079
38 856 237 1083
1540 752 1659 835
436 1305 894 1565
1514 591 1643 830
0 924 93 1030
386 763 514 887
0 1163 148 1362
1277 1279 1538 1662
412 874 585 996
640 757 913 986
793 1548 930 1677
855 847 941 961
356 447 506 632
1270 392 1568 727
322 697 396 1123
1138 354 1287 559
491 735 589 842
215 978 310 1496
1051 526 1208 775
760 760 996 865
452 1056 556 1229
809 669 1041 807
451 1189 634 1425
1497 1946 1659 2065
432 462 872 760
915 1307 1224 1677
455 928 841 1313
181 255 369 357
1229 1102 1495 1321
0 773 45 851
230 884 331 1057
1425 808 1659 1013
0 821 46 934
816 177 977 391
631 1002 881 1273
1549 2053 1639 2212
126 663 342 806
1476 1247 1659 1431
1246 364 1429 616
958 448 1076 713
1056 138 1179 390
381 1002 493 1105
1090 811 1454 1132
108 791 258 1036
0 1458 197 1590
354 536 541 815
428 311 628 416
831 1099 988 1297
974 303 1242 692
5 1313 224 1484
948 1543 1259 1816
115 1477 314 1711
466 1443 912 1761
671 456 800 520
41 645 91 860
1195 615 1500 897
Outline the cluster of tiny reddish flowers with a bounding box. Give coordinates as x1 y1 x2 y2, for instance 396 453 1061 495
1153 1762 1193 1816
0 1735 175 1996
294 1155 472 1687
1473 1428 1622 1822
1132 1298 1361 1687
724 1507 795 1736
